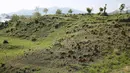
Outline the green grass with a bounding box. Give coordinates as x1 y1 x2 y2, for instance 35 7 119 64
0 36 36 62
83 51 130 73
39 26 67 47
0 25 68 63
0 36 36 47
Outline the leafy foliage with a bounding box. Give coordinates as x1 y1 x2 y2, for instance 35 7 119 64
119 4 125 14
43 8 48 14
32 12 41 18
86 7 93 14
56 9 62 14
68 9 73 14
11 14 20 22
99 7 104 14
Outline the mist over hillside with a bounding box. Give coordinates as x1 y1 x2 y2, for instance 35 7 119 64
8 7 85 15
110 9 130 14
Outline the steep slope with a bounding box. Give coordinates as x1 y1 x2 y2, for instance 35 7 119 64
0 14 130 73
1 15 75 40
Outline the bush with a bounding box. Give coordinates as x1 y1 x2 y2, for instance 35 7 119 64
31 38 37 42
3 40 9 44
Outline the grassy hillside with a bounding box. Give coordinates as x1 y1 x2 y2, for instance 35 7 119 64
0 14 130 73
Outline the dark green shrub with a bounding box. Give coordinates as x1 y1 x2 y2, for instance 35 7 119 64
3 40 9 44
31 38 37 42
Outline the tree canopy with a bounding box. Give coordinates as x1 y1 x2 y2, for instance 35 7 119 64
43 8 48 14
68 9 73 14
86 8 93 14
56 9 62 14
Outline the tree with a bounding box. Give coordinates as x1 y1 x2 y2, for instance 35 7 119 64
101 4 108 16
86 8 93 14
32 12 41 18
119 4 125 14
43 8 48 14
11 14 20 22
19 15 26 19
68 9 73 14
33 7 41 18
35 6 39 12
56 9 62 14
103 4 107 13
99 7 104 14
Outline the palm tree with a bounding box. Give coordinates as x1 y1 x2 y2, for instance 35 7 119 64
101 4 108 16
86 7 93 14
43 8 48 15
119 4 125 14
103 4 107 13
68 9 73 14
99 7 104 14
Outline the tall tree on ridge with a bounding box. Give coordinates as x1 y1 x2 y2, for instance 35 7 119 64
119 4 125 14
99 7 104 14
86 7 93 14
43 8 48 15
56 9 62 14
68 9 73 14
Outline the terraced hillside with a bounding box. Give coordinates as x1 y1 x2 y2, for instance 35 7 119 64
0 14 130 73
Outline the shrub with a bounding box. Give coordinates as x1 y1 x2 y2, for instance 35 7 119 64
3 40 9 44
0 63 5 67
31 38 37 42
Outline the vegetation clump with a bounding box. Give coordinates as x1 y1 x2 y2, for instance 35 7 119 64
3 40 9 44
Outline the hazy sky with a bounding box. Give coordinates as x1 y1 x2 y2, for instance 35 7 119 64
0 0 130 14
